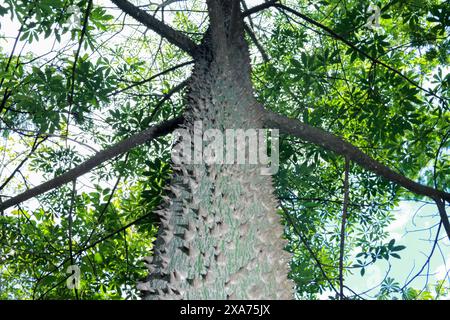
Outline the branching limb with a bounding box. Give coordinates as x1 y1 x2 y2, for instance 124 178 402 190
262 109 450 203
401 222 441 291
339 157 350 300
110 61 193 97
35 209 156 297
0 116 183 211
110 0 198 56
265 106 450 240
81 154 128 250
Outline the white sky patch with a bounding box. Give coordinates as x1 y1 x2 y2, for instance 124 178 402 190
364 265 383 288
0 0 266 57
317 289 334 300
387 201 415 239
435 258 450 281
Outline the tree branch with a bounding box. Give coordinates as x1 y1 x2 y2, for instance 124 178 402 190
244 23 269 63
339 157 350 300
67 0 94 135
281 205 340 297
242 0 278 17
35 209 156 296
435 198 450 241
110 60 193 97
0 136 47 191
0 116 183 211
81 154 127 250
262 109 450 203
67 179 79 299
148 79 188 120
110 0 198 56
401 221 441 291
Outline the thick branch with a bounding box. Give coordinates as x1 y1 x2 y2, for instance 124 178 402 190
262 109 450 202
435 198 450 241
110 0 198 55
0 117 183 211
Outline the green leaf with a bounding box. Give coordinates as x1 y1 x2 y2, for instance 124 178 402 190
94 252 103 263
391 245 406 252
390 253 401 259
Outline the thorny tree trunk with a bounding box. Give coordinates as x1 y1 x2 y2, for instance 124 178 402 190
138 0 293 299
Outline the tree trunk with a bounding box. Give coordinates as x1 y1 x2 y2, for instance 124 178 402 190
138 0 292 300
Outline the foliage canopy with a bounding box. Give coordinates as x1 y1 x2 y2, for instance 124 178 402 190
0 0 449 299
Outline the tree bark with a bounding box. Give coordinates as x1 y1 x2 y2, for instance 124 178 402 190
138 0 293 299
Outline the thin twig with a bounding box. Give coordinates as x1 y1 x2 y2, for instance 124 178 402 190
338 157 350 299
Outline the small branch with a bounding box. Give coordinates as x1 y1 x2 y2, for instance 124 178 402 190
242 0 278 17
0 116 184 211
67 179 79 300
0 22 26 114
35 210 156 291
110 61 193 97
262 109 450 202
339 157 350 300
0 136 47 191
82 153 129 249
148 79 188 120
401 222 441 291
110 0 198 55
67 0 94 134
244 23 269 63
152 0 185 14
241 1 254 29
0 24 24 91
281 205 340 297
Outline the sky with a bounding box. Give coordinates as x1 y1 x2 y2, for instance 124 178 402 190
344 201 450 298
0 0 449 299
